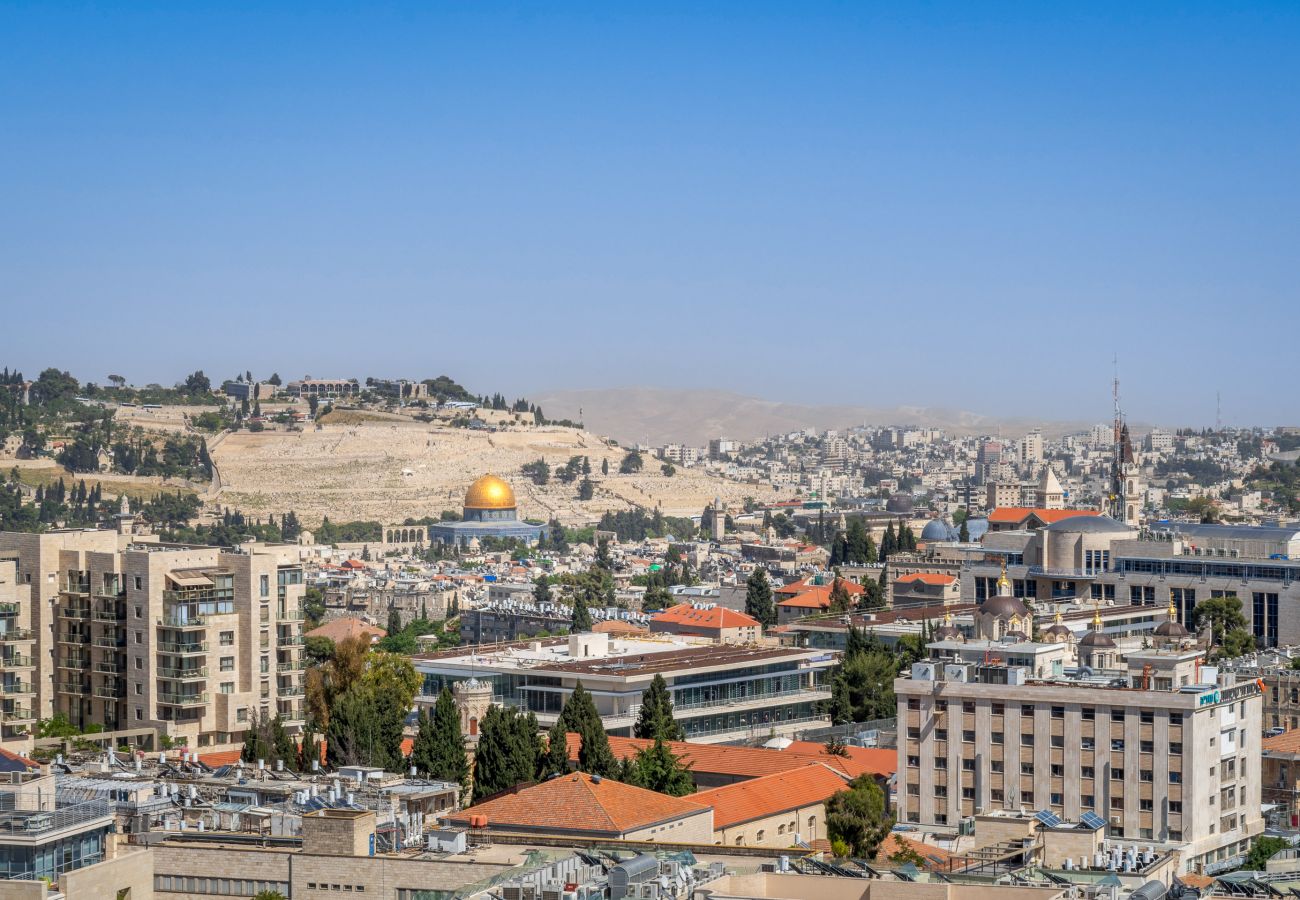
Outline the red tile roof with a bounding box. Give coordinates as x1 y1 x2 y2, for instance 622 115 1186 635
197 749 243 768
878 832 956 869
305 616 387 643
592 620 649 635
896 573 956 586
446 772 707 836
565 735 896 781
694 763 850 828
1262 729 1300 755
651 603 761 630
987 507 1100 525
0 748 39 772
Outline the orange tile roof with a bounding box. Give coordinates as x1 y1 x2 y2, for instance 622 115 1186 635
878 833 956 869
565 734 896 781
694 763 850 828
196 749 243 768
305 616 387 643
1262 729 1300 754
592 620 649 635
781 742 898 778
651 603 760 630
0 748 39 771
987 507 1100 525
446 772 707 836
896 573 956 586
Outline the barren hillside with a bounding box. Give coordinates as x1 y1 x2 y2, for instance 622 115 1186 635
210 422 774 526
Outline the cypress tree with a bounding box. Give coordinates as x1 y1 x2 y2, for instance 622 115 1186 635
533 575 552 604
543 718 569 778
570 595 593 632
560 682 618 778
472 706 541 800
624 738 695 797
633 673 684 741
412 689 470 796
744 567 775 628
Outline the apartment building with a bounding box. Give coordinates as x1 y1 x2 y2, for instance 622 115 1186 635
896 639 1264 874
0 559 37 747
0 522 307 754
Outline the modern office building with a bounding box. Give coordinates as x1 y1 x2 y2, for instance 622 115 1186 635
414 631 834 744
0 515 307 754
966 518 1300 648
895 622 1264 874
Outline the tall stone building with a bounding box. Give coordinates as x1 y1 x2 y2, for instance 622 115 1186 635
0 519 307 754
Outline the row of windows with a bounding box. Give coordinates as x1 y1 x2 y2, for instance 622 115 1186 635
156 876 290 895
907 756 1185 782
908 699 1182 725
909 729 1183 754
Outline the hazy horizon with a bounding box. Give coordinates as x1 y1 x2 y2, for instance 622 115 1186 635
4 3 1298 425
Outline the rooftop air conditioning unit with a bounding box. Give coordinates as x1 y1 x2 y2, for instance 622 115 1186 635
944 664 971 683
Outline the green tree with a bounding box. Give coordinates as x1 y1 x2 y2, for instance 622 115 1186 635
560 682 618 778
533 575 552 604
660 463 675 477
387 607 403 636
619 451 643 474
744 567 775 627
633 673 684 741
1192 595 1256 659
828 576 852 614
542 718 570 779
578 477 595 500
1245 835 1290 871
825 776 893 859
958 519 970 542
623 738 695 796
472 705 544 800
410 688 470 795
601 458 609 476
828 644 897 724
253 891 288 900
571 594 593 632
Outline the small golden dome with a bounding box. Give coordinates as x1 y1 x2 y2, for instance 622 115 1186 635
464 474 516 510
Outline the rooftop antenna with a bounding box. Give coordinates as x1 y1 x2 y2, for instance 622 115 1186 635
1216 391 1222 432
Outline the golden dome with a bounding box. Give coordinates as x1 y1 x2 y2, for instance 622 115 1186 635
464 474 516 510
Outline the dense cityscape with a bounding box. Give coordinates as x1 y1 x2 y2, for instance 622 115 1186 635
0 366 1299 899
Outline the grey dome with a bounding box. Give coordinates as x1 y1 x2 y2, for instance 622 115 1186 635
1043 514 1134 534
1153 619 1190 638
1079 629 1116 649
981 595 1029 619
921 519 953 541
934 623 963 641
886 494 915 514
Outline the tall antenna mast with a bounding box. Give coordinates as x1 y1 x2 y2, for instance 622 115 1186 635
1216 391 1222 432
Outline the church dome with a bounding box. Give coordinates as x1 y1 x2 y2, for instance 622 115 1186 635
981 594 1029 620
464 474 516 510
1079 629 1116 649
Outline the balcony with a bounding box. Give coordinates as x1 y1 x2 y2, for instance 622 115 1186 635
58 632 90 645
0 629 35 643
158 666 208 681
280 607 305 622
158 614 207 629
277 660 304 672
94 661 122 675
93 606 125 622
0 603 18 615
55 681 85 694
1 655 35 670
63 580 90 596
92 684 124 701
277 685 305 698
1 705 35 723
157 641 208 656
157 692 208 707
59 606 91 620
91 635 125 649
278 703 306 722
2 681 33 696
277 634 303 646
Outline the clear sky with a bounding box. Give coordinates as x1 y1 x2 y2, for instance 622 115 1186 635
2 2 1297 426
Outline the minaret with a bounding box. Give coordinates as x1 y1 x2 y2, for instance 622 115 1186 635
1118 424 1141 527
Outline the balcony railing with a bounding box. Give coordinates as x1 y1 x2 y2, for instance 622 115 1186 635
158 666 208 681
0 799 110 837
55 681 85 694
93 607 125 622
277 660 304 672
91 684 123 700
91 635 126 649
63 580 90 595
1 655 35 670
157 692 208 707
2 681 33 696
0 629 35 643
157 614 207 629
277 686 305 697
278 704 306 721
3 705 35 722
59 606 91 620
58 632 90 645
157 641 208 655
58 657 89 671
278 634 303 646
94 661 122 675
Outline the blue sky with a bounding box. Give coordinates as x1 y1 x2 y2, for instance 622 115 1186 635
2 2 1297 425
